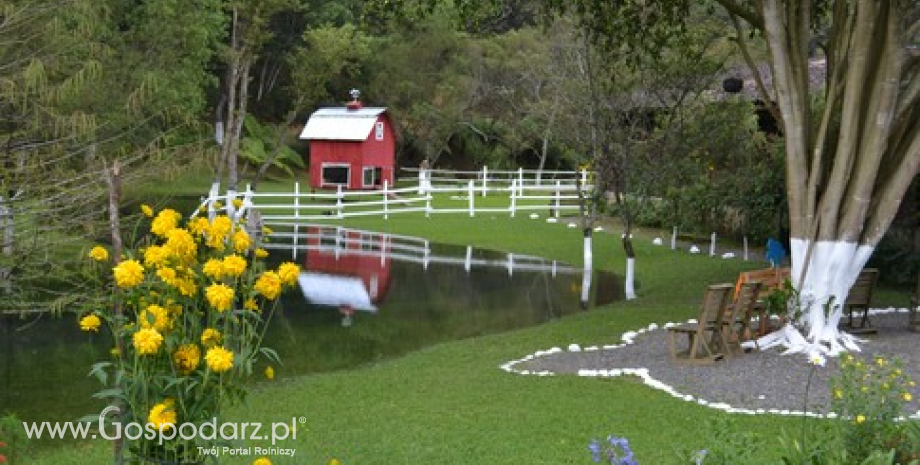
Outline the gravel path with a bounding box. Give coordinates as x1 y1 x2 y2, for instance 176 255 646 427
510 310 920 416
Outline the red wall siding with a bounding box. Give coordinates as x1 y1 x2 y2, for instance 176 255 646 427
307 113 397 190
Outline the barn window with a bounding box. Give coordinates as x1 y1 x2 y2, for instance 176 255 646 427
363 167 382 187
375 122 384 140
322 164 349 186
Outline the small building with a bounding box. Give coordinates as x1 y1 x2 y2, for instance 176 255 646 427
299 90 396 190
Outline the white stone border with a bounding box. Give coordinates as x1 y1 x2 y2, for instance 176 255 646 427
499 307 920 420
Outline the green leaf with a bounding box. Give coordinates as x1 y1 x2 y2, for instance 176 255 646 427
92 388 123 400
88 361 112 386
259 347 282 365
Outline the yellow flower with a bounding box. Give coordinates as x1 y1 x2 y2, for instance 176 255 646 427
143 245 169 267
148 399 177 432
111 347 121 358
80 314 102 332
876 357 887 367
328 459 341 465
855 414 866 424
903 393 913 402
202 258 224 280
232 198 244 209
88 246 109 262
910 381 917 387
113 260 145 288
253 458 272 465
254 271 282 300
205 346 234 373
244 298 259 312
205 283 235 312
277 262 300 286
262 226 273 235
141 204 154 217
176 278 197 297
151 209 182 237
201 328 222 347
133 328 163 355
165 228 197 258
173 344 201 374
232 230 251 253
139 304 169 332
156 266 178 286
254 248 269 258
222 255 247 277
833 389 843 399
264 366 274 380
205 216 232 249
189 217 210 236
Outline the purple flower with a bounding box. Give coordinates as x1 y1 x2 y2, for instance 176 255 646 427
589 435 637 464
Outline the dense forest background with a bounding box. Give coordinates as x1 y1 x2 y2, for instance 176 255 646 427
0 0 916 312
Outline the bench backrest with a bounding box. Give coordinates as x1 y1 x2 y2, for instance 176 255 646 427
735 267 790 299
845 268 879 307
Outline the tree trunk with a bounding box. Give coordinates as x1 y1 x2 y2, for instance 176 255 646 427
104 160 125 465
750 0 920 356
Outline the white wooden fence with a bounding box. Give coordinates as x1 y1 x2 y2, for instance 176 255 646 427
194 168 594 224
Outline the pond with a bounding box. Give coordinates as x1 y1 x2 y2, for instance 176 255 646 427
0 224 620 442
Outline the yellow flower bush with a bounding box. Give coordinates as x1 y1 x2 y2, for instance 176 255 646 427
81 204 299 463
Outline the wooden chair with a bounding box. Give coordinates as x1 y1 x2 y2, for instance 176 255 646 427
726 280 764 354
843 268 879 333
909 274 919 332
668 283 734 365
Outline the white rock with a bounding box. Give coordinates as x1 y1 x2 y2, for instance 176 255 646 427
567 222 577 228
721 252 736 259
689 245 701 254
652 237 663 245
546 218 558 224
529 213 539 219
567 343 582 352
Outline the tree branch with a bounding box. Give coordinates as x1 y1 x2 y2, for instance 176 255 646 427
715 0 764 30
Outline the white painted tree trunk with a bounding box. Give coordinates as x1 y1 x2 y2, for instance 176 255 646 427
580 232 593 308
624 257 636 300
756 239 874 356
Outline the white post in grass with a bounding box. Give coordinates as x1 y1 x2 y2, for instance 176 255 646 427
671 226 677 250
517 167 524 191
509 179 517 217
743 236 749 261
425 192 432 218
468 181 475 217
292 224 298 260
423 239 430 270
481 166 488 197
294 182 300 223
507 253 513 276
383 179 389 220
580 168 588 187
710 232 716 257
554 181 561 219
464 245 472 272
336 185 344 219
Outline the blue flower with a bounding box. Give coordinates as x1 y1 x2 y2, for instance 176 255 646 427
589 435 637 464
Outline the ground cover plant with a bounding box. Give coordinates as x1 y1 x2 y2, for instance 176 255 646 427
20 173 914 464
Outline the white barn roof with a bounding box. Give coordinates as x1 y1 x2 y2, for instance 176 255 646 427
299 107 387 141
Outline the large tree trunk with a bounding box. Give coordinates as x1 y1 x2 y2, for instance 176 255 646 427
751 0 920 356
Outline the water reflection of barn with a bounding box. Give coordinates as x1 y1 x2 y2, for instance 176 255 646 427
297 226 392 312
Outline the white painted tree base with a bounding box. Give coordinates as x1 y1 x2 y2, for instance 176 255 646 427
756 239 874 357
625 257 636 300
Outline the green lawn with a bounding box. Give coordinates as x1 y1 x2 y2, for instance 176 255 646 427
21 172 914 464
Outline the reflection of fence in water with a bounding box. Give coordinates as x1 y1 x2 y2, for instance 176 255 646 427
263 224 583 277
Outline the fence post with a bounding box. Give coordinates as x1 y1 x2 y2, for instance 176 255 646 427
383 179 389 220
709 232 716 257
207 182 218 221
517 167 524 190
554 181 561 218
509 179 517 217
468 181 475 217
481 166 488 197
464 245 472 272
292 224 299 260
294 182 300 223
581 168 588 187
507 253 513 276
425 191 431 218
743 236 749 261
336 185 344 219
671 226 677 250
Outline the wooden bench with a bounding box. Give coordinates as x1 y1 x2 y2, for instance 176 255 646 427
843 268 879 334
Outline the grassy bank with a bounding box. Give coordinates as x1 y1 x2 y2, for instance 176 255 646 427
24 174 912 464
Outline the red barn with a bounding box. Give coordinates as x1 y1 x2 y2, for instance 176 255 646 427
299 91 396 190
